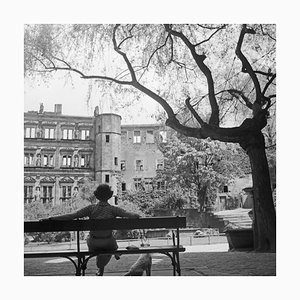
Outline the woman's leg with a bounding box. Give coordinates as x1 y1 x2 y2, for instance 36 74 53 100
87 236 118 276
96 254 112 275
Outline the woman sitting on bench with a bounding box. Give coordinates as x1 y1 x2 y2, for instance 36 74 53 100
41 184 140 276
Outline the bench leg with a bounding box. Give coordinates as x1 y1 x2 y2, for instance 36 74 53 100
146 265 151 276
76 256 83 276
80 255 87 276
163 252 177 276
175 252 181 276
61 256 82 276
172 252 177 276
80 254 97 276
164 252 181 276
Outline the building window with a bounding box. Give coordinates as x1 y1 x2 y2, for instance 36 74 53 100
159 130 167 143
121 131 127 142
133 131 141 143
146 130 154 143
144 178 153 192
157 180 165 190
35 154 42 166
114 157 118 166
122 182 126 191
24 186 34 204
120 160 126 171
60 185 72 202
156 159 164 170
44 128 55 139
62 155 72 167
106 135 110 143
43 154 54 167
105 174 110 183
80 154 90 168
135 159 144 171
24 153 34 166
25 127 36 138
73 155 79 167
134 178 142 190
41 185 53 204
62 129 73 140
80 129 90 140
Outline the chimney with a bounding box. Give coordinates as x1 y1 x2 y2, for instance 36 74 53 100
54 104 62 114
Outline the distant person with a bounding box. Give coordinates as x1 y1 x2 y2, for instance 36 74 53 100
41 184 140 276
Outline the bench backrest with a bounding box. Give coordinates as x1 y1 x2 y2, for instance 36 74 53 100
24 216 187 233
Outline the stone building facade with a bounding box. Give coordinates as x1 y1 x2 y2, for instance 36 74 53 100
24 104 166 206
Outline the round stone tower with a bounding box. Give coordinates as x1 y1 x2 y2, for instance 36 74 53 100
94 113 121 205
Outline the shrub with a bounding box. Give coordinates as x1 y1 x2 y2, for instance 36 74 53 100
54 231 71 242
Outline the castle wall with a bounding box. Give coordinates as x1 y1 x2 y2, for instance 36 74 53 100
24 105 165 207
94 113 121 205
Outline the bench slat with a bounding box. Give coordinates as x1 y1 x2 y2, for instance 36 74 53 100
24 245 186 258
24 217 186 232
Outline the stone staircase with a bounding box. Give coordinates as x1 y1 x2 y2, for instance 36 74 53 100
208 208 253 232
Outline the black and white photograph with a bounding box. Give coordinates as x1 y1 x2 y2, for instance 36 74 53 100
23 22 277 276
2 1 299 299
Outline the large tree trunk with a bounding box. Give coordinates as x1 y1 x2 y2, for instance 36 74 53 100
241 131 276 252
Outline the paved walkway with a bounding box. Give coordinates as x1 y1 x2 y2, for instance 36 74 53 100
25 242 276 276
174 245 275 276
96 244 276 276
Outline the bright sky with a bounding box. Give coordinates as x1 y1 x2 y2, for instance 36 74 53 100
24 72 162 124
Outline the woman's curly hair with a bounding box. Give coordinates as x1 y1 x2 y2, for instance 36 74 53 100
93 184 113 200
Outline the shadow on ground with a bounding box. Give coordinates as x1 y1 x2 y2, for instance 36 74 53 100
24 249 276 276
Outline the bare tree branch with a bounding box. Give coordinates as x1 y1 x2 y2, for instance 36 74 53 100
219 98 238 122
262 74 276 96
185 97 206 126
226 89 253 109
197 24 223 30
132 81 177 119
34 54 133 85
260 25 276 41
166 114 261 144
118 24 136 49
236 25 263 104
168 34 174 63
112 24 137 82
30 53 51 70
254 70 275 77
194 25 226 47
80 74 133 85
51 55 72 68
164 24 220 127
145 33 171 69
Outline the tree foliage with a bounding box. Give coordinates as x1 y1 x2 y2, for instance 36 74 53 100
120 190 163 216
156 131 248 211
24 178 96 221
25 24 275 126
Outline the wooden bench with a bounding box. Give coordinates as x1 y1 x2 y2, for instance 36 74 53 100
24 216 186 276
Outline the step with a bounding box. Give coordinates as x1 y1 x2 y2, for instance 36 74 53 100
213 208 251 216
215 215 251 219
